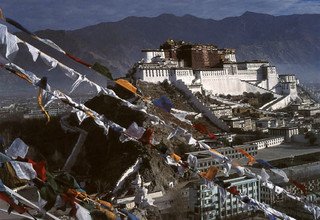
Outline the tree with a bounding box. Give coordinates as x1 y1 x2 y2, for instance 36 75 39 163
305 131 318 145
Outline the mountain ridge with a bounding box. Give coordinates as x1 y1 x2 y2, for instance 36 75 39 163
2 12 319 95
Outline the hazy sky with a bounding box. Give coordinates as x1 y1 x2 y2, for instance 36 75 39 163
1 0 320 30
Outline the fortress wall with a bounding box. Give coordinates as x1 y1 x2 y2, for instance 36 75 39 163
200 75 245 95
244 81 281 97
257 80 268 89
199 69 247 95
137 68 170 83
269 95 291 110
172 80 230 131
142 51 165 63
173 69 194 85
237 71 259 81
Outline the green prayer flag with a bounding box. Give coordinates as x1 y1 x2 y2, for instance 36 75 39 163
91 62 113 80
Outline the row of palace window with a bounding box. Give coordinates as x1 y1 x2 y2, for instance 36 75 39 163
254 138 284 147
201 71 226 76
144 70 193 77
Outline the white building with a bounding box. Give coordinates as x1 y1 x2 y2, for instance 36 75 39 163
133 41 300 109
244 137 285 150
191 176 260 220
268 126 299 142
189 144 258 172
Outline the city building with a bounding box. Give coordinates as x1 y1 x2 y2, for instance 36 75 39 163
222 117 253 131
268 126 299 142
256 117 278 129
209 104 233 118
298 106 320 117
189 144 258 172
261 177 320 206
244 137 285 150
191 176 260 220
155 176 260 220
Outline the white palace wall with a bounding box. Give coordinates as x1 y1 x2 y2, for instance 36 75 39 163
200 75 246 95
170 69 194 85
136 67 276 96
135 60 296 99
136 68 170 83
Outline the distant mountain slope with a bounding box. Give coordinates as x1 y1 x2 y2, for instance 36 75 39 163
34 12 319 79
3 11 320 96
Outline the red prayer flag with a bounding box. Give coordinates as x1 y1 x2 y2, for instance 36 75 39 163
193 123 217 140
0 192 27 214
193 123 208 134
290 180 307 195
208 133 217 140
61 192 77 217
28 160 47 182
226 186 240 195
16 157 47 182
66 53 92 68
139 128 154 145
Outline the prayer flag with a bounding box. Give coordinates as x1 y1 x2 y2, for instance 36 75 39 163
152 96 173 113
5 18 34 36
26 43 39 62
0 8 4 20
36 77 50 123
208 133 217 140
124 122 146 140
0 192 27 214
19 158 46 182
226 186 240 195
0 180 27 214
260 168 270 182
115 79 137 94
193 123 208 134
270 168 289 182
235 148 256 166
193 123 216 139
139 128 154 145
5 138 29 159
218 187 227 205
9 161 37 180
91 62 113 80
187 154 198 170
290 180 307 195
170 153 181 163
256 159 274 169
199 166 219 181
234 165 245 176
0 24 19 58
75 203 92 220
66 53 91 67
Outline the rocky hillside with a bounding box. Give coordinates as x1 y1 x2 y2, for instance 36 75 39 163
17 11 320 82
0 80 221 218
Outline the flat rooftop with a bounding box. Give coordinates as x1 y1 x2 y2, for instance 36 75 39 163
254 143 320 168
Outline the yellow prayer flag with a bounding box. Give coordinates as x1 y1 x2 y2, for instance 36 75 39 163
37 88 50 123
115 79 137 94
235 148 256 166
170 153 181 163
200 166 219 181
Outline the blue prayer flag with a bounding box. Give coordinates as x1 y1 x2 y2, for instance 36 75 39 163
256 159 274 169
152 96 173 113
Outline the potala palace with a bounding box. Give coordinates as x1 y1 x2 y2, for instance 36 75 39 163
133 40 300 110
